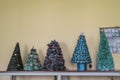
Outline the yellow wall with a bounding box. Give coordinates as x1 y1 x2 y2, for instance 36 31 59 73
0 0 120 80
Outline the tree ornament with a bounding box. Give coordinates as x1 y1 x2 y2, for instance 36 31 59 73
44 40 66 71
71 33 92 71
97 31 114 71
24 47 42 71
7 42 23 71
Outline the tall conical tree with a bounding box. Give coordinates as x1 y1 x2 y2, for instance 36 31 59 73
44 40 66 71
24 47 42 71
97 30 114 71
71 33 92 71
7 42 23 71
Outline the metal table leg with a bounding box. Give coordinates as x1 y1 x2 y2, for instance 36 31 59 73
57 75 61 80
10 76 14 80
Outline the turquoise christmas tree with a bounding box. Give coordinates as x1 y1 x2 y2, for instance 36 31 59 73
71 33 92 71
24 47 42 71
97 30 114 71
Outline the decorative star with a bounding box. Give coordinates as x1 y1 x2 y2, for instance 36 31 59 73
30 55 33 57
14 54 17 56
30 63 33 66
17 64 20 67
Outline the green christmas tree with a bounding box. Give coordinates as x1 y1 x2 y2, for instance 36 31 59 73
7 42 23 71
97 30 114 71
24 47 42 71
54 76 57 80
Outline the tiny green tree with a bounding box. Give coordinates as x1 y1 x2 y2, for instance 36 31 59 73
97 31 114 71
54 76 57 80
7 42 23 71
24 48 42 71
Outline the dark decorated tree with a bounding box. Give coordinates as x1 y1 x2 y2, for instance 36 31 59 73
24 47 42 71
54 76 57 80
44 40 66 71
7 42 23 71
97 30 114 71
71 33 92 71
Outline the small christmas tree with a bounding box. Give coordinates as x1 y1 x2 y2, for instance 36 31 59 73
71 33 92 71
7 42 23 71
97 30 114 71
54 76 57 80
24 47 42 71
44 40 66 71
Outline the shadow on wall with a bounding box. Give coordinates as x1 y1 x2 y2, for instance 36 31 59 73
22 44 29 64
38 48 45 66
59 42 74 70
